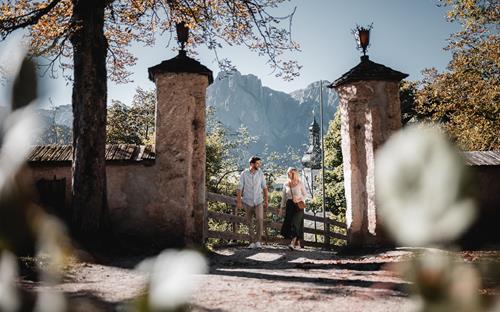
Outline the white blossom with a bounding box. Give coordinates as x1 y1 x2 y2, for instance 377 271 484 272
0 251 20 312
34 291 67 312
0 105 40 191
36 214 72 276
137 249 207 310
375 124 476 246
408 250 482 312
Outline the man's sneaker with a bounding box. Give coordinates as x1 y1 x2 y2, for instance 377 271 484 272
247 242 256 249
288 244 295 251
255 242 262 249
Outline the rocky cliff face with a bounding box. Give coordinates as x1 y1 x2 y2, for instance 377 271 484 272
36 104 72 129
206 71 338 156
24 72 339 155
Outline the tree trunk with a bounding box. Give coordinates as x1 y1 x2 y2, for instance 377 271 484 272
70 0 108 239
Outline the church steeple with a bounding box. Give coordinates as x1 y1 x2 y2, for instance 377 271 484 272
301 112 322 169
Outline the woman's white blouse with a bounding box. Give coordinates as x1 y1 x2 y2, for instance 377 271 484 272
280 181 307 208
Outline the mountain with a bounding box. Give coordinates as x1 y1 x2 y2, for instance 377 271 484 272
28 72 340 156
35 104 72 144
206 71 338 157
36 104 72 129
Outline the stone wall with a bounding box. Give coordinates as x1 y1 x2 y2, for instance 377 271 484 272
24 163 168 248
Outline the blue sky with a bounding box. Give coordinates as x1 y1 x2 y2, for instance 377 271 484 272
0 0 460 108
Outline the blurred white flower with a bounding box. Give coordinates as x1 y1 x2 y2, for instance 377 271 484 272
137 249 208 310
0 251 20 312
406 250 482 312
448 262 481 309
375 124 476 246
34 290 66 312
0 105 40 192
36 214 72 273
0 32 28 80
491 297 500 312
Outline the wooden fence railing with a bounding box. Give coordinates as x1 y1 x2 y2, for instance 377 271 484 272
205 192 347 249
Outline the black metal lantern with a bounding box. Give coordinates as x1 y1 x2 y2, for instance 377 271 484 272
176 22 189 51
358 28 370 56
352 23 373 56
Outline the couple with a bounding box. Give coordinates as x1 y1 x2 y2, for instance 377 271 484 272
236 156 307 250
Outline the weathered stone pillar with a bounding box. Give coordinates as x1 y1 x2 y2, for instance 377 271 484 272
329 55 407 247
148 50 213 247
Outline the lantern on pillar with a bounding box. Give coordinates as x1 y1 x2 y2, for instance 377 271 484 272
176 21 189 51
353 24 373 57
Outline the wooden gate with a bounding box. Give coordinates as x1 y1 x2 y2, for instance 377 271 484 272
204 192 347 249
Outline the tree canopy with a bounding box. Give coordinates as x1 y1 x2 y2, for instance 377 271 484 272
0 0 301 81
414 0 499 150
107 87 155 145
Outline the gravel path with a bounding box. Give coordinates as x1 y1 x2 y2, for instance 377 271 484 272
190 245 416 312
18 246 500 311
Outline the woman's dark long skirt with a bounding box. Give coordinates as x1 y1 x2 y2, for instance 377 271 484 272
280 199 304 240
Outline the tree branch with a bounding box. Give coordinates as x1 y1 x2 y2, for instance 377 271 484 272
0 0 63 39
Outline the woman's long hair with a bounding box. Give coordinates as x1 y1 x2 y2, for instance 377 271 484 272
287 167 300 187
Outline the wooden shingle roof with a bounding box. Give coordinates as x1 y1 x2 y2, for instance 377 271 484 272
27 144 155 163
26 145 500 166
462 151 500 166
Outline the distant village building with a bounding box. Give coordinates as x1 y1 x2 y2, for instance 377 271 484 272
301 116 322 197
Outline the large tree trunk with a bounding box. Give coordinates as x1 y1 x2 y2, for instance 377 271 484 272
70 0 108 239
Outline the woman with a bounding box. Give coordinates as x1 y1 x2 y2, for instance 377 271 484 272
279 167 307 250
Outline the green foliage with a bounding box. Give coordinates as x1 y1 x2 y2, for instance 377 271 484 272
205 106 259 194
399 80 419 125
317 110 346 216
268 190 282 209
262 146 302 188
414 0 499 150
130 87 156 144
106 87 155 145
266 190 283 236
107 100 143 144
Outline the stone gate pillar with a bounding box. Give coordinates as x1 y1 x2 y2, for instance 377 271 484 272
328 55 407 248
148 50 213 247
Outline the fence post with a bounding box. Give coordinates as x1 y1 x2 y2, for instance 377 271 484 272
324 219 331 250
232 203 238 237
203 194 208 243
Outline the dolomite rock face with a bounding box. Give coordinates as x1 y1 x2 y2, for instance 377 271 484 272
206 72 338 156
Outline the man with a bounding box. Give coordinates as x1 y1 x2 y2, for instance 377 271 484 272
236 156 268 249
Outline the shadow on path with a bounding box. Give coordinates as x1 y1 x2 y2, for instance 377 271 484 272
211 268 409 297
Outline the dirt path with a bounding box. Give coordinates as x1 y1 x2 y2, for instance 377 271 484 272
191 245 415 312
18 246 500 311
